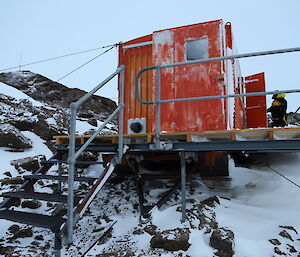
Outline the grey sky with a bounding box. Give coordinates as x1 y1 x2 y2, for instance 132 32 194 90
1 0 300 111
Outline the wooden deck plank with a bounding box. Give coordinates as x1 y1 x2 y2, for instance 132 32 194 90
54 127 300 145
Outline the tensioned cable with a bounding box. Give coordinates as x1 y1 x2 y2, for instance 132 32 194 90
269 166 300 189
0 43 119 72
56 45 117 82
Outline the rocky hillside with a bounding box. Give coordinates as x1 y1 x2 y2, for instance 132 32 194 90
0 71 116 114
0 71 117 151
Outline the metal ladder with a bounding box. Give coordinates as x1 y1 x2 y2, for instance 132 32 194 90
0 145 118 256
0 65 126 255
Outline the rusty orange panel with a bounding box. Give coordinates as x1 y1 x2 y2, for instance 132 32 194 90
245 72 267 128
153 20 226 132
119 35 153 133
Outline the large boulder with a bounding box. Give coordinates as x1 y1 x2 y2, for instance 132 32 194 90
0 124 32 149
150 228 190 251
209 228 235 257
10 155 45 173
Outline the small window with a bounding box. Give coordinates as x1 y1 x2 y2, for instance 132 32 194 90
186 38 208 61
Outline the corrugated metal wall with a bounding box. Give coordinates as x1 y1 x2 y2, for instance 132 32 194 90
119 35 154 133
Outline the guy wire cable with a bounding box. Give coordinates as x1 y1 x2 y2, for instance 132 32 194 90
0 43 120 72
269 166 300 189
56 44 117 82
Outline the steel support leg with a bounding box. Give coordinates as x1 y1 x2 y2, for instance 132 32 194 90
180 152 186 222
127 158 148 218
54 233 62 257
57 163 62 193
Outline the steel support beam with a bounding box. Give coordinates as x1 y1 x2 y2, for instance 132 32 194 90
128 140 300 152
180 152 186 222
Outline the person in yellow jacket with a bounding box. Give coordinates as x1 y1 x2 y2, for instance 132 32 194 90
267 93 288 127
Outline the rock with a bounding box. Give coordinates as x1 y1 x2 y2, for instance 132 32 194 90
52 205 67 217
77 151 98 162
9 117 62 141
279 230 294 241
44 140 56 153
34 235 44 241
279 225 298 234
31 241 40 246
21 200 41 209
196 208 218 230
269 239 281 245
274 247 287 255
144 225 157 235
209 228 235 257
1 177 24 185
200 196 220 208
287 244 297 253
96 250 134 257
8 224 20 234
10 155 45 173
0 124 32 149
7 198 21 207
133 228 144 235
5 148 24 152
78 112 94 119
46 202 53 208
88 118 98 127
92 227 105 233
11 227 33 239
3 171 12 177
0 245 12 255
150 228 190 251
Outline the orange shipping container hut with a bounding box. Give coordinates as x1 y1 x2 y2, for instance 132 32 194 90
118 20 268 176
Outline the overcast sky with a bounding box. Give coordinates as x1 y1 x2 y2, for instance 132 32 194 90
1 0 300 111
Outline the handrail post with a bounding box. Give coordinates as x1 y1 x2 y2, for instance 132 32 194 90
118 65 125 163
155 68 161 148
67 102 77 244
66 66 125 244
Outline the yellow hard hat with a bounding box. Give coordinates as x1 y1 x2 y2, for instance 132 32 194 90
276 93 286 98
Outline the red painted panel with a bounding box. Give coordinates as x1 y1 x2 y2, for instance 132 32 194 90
225 22 233 49
174 21 225 132
245 72 267 128
153 20 226 132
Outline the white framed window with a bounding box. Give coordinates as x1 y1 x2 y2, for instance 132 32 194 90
186 38 208 61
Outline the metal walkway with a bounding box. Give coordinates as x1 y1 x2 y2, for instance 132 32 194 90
55 127 300 152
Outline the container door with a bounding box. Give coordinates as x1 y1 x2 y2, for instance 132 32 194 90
173 21 225 132
244 72 267 128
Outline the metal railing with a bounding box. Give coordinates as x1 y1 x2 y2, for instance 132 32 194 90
135 47 300 143
135 46 300 222
66 65 125 243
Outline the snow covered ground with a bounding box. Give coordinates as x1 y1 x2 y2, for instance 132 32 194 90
0 131 299 256
65 153 298 257
0 82 42 107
